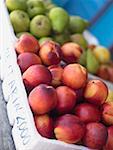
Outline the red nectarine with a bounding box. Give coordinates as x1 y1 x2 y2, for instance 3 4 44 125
55 86 77 115
84 80 108 105
48 65 63 87
39 41 62 66
54 114 85 144
29 84 57 114
104 126 113 150
74 103 101 123
23 65 52 90
15 34 40 54
102 102 113 125
83 122 108 149
61 42 82 63
62 64 87 90
17 52 42 72
34 114 54 138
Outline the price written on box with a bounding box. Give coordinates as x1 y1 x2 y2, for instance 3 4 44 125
1 43 42 150
2 47 32 146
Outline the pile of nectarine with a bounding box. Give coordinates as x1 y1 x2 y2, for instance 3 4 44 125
15 34 113 150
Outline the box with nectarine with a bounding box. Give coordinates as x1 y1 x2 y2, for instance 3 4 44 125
1 1 113 150
2 32 112 150
11 33 112 150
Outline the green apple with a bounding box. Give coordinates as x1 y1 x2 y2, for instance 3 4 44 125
6 0 27 11
27 0 46 18
10 10 30 33
49 7 69 33
53 33 70 45
45 3 57 17
40 0 52 6
69 16 87 33
46 3 57 11
70 34 88 49
16 32 32 38
39 37 53 45
84 19 90 28
30 15 51 38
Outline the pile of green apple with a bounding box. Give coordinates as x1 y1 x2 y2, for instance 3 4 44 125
6 0 88 47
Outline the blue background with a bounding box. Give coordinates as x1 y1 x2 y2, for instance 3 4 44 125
52 0 113 48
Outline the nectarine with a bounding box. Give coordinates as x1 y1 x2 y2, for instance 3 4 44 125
54 114 85 144
62 64 87 89
61 42 82 63
104 126 113 150
74 103 101 123
34 114 54 138
23 65 52 90
55 86 77 114
84 80 108 105
102 102 113 125
48 65 63 87
29 84 57 114
17 52 42 72
15 34 40 54
83 122 108 149
39 41 62 65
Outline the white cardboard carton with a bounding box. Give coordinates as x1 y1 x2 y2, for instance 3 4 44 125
1 1 113 150
0 1 89 150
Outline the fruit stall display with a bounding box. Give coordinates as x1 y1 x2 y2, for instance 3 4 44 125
2 16 113 150
13 31 113 150
6 0 113 83
1 0 113 150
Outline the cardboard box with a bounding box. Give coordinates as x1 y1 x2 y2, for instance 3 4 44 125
1 1 113 150
0 1 89 150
